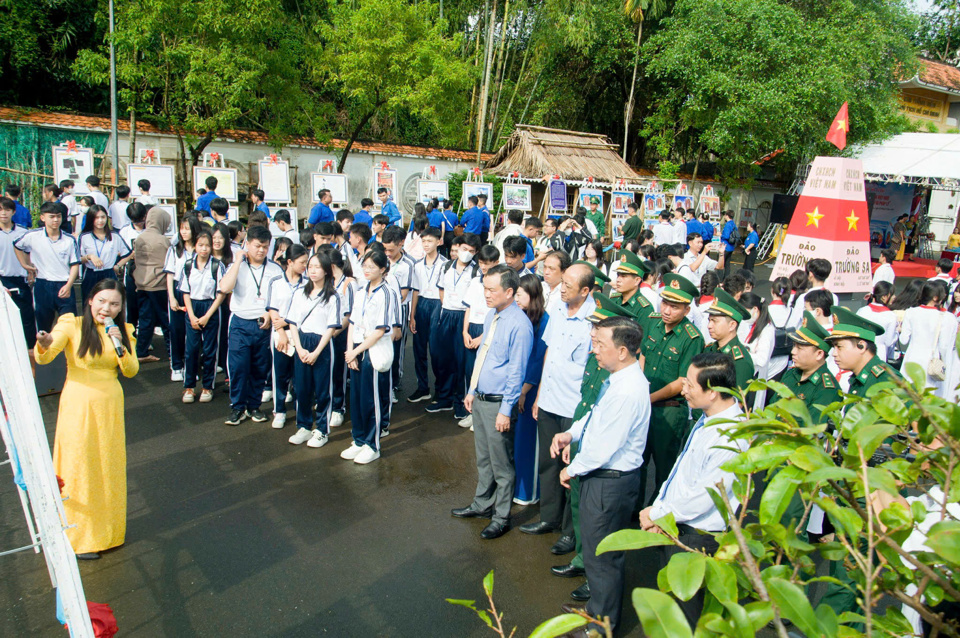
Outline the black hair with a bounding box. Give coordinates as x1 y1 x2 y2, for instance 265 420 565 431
524 216 543 229
639 244 656 260
544 249 571 271
460 232 482 252
477 244 501 263
86 175 101 187
736 268 756 288
59 179 74 189
660 210 672 220
360 198 375 208
640 230 654 243
277 242 307 271
382 225 407 246
273 237 293 264
116 185 130 199
250 188 265 201
300 228 316 249
642 260 657 283
274 209 291 225
880 248 896 264
5 184 21 198
739 292 769 345
81 204 112 239
937 258 953 274
626 202 639 213
313 221 335 237
337 209 354 222
246 224 272 245
722 273 746 298
368 241 385 253
422 226 442 241
39 201 61 218
890 279 923 311
544 217 558 228
360 249 390 278
770 277 791 305
303 249 337 302
210 197 229 217
806 258 832 284
690 352 737 400
372 214 390 227
699 270 721 299
248 210 269 229
326 243 353 278
584 239 605 267
350 223 372 244
174 214 204 257
330 223 344 240
211 223 234 265
78 279 132 358
507 209 524 225
0 198 14 212
80 196 95 207
486 264 520 296
866 281 895 306
376 187 389 196
949 283 960 314
920 280 946 306
137 179 151 192
317 188 330 201
503 235 528 258
468 195 479 205
414 202 426 219
804 288 834 315
595 316 643 354
686 232 702 246
443 199 453 210
205 175 218 190
518 274 545 326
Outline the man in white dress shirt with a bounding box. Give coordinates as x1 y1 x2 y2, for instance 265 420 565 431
550 316 650 636
640 351 747 628
680 233 719 287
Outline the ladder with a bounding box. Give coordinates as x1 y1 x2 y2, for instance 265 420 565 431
757 223 783 260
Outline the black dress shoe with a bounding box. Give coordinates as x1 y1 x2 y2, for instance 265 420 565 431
481 521 510 539
551 563 586 578
519 521 560 535
570 581 591 601
451 505 493 519
76 552 101 560
551 534 576 555
560 602 586 615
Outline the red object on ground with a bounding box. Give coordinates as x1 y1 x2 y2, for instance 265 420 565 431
87 602 118 638
826 102 848 150
56 475 64 494
871 257 960 279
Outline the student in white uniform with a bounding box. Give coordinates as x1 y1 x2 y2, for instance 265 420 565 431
341 250 394 465
328 247 355 427
14 202 80 332
639 260 661 311
109 185 132 229
460 245 500 428
680 233 719 288
265 244 307 428
163 215 202 381
85 175 110 210
286 250 343 449
218 225 285 426
0 198 36 346
78 205 133 303
179 229 227 404
739 293 788 409
672 210 689 245
651 211 675 246
382 226 415 400
407 227 447 404
767 277 792 331
787 258 838 329
136 179 157 208
58 180 79 235
857 281 898 362
273 209 300 244
900 280 958 399
872 248 896 287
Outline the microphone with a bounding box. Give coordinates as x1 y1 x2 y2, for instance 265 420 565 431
103 317 125 359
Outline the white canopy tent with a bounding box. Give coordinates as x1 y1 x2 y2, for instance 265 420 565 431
853 133 960 190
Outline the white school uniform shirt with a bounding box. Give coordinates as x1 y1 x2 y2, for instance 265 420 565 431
649 403 747 532
389 253 416 306
79 232 131 272
0 225 29 278
463 276 492 325
413 254 447 301
336 275 355 317
767 300 789 329
350 281 393 346
929 272 953 283
89 190 110 210
163 246 194 288
222 259 284 320
119 225 143 253
265 273 304 317
285 290 342 335
60 194 78 220
900 306 958 397
439 261 477 311
787 286 838 329
652 222 675 246
179 257 226 301
872 262 895 287
673 220 688 244
282 229 300 245
856 303 898 362
13 229 80 281
679 250 718 287
137 194 157 207
639 284 660 312
109 200 131 229
691 299 711 344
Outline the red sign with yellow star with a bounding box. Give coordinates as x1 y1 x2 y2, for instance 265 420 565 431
770 156 872 293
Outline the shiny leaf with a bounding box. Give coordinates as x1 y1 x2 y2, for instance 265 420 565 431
528 614 588 638
632 588 694 638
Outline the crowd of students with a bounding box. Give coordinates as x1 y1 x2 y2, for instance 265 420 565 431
6 177 960 634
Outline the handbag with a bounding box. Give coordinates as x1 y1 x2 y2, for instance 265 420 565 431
927 316 946 381
368 333 394 373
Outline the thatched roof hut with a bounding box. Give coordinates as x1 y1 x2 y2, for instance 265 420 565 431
484 125 642 186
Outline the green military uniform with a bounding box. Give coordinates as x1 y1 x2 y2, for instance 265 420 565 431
611 250 653 333
702 288 755 389
620 214 643 242
586 196 605 237
638 274 704 506
819 306 897 621
567 293 635 572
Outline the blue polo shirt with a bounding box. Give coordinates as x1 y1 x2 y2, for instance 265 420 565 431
427 210 444 229
525 237 535 263
309 202 334 225
745 230 759 251
12 202 31 228
461 206 484 234
196 190 218 212
353 209 373 227
256 202 271 218
441 210 458 231
480 206 491 234
381 200 401 226
721 220 738 252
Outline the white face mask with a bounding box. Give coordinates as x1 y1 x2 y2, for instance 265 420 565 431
458 248 474 264
80 205 90 214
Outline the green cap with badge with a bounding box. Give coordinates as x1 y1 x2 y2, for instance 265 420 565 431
615 249 649 277
826 305 885 343
788 310 832 352
704 288 750 323
575 260 611 287
588 291 635 323
659 273 698 304
589 195 601 205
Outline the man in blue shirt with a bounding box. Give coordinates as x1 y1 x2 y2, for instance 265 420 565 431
451 264 534 540
683 209 698 239
378 188 402 227
719 210 738 277
308 189 335 226
460 196 484 235
5 185 31 228
742 221 759 272
477 194 492 243
196 176 219 213
249 189 271 219
427 202 444 229
354 198 375 227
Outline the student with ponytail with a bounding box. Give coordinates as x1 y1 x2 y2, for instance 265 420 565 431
327 246 355 427
180 230 226 403
265 243 308 428
857 281 898 362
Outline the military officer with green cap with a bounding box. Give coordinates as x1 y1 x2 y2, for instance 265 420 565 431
551 292 637 601
586 196 605 237
703 288 755 389
826 305 898 397
574 260 610 291
611 250 653 332
637 273 704 507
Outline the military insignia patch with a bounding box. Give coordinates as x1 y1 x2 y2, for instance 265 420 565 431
670 279 681 289
871 365 884 378
684 324 698 338
732 345 744 360
823 375 835 388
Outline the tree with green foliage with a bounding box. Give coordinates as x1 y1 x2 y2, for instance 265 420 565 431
914 0 960 64
640 0 917 183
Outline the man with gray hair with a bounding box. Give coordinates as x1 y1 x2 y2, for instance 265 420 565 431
451 265 534 540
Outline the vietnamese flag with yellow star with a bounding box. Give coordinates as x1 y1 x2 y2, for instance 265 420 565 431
769 156 872 293
826 102 848 150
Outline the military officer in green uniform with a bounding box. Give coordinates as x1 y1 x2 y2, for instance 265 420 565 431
611 250 653 332
703 288 755 389
586 196 605 237
551 293 637 602
819 305 898 620
638 273 704 508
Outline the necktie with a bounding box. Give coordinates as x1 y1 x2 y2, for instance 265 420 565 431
578 380 610 444
660 414 706 497
469 313 501 393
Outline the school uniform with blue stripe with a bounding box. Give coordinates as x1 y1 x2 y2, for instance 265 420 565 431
266 273 304 415
180 257 226 390
331 277 355 415
411 253 447 395
14 228 80 332
432 260 477 408
164 246 194 372
1 224 36 346
350 282 392 451
78 231 131 302
286 289 342 434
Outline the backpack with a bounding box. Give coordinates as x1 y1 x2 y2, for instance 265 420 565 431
182 257 221 289
770 314 792 357
441 258 480 279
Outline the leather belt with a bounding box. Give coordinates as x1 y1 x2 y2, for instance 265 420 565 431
582 467 641 479
652 400 681 408
475 392 503 402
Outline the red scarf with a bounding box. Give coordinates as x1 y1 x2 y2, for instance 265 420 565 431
770 299 784 306
867 303 889 313
699 295 715 305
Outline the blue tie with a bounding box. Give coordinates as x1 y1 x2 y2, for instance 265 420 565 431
579 379 610 443
659 414 706 496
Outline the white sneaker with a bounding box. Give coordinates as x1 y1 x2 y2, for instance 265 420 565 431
170 369 184 382
286 390 294 403
340 442 364 460
272 413 286 429
306 431 329 448
458 415 473 429
217 366 224 374
154 327 163 337
470 424 474 432
391 389 398 404
288 428 313 445
353 445 380 464
262 389 273 404
329 411 344 428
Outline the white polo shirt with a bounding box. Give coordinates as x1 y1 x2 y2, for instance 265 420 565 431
0 225 29 278
179 257 226 301
388 253 416 306
265 273 304 316
463 276 491 325
336 275 355 317
285 290 342 335
89 190 110 210
79 232 132 271
119 225 143 253
163 246 194 286
438 261 477 311
350 281 393 346
109 200 131 229
222 259 284 320
413 254 447 301
13 229 80 281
